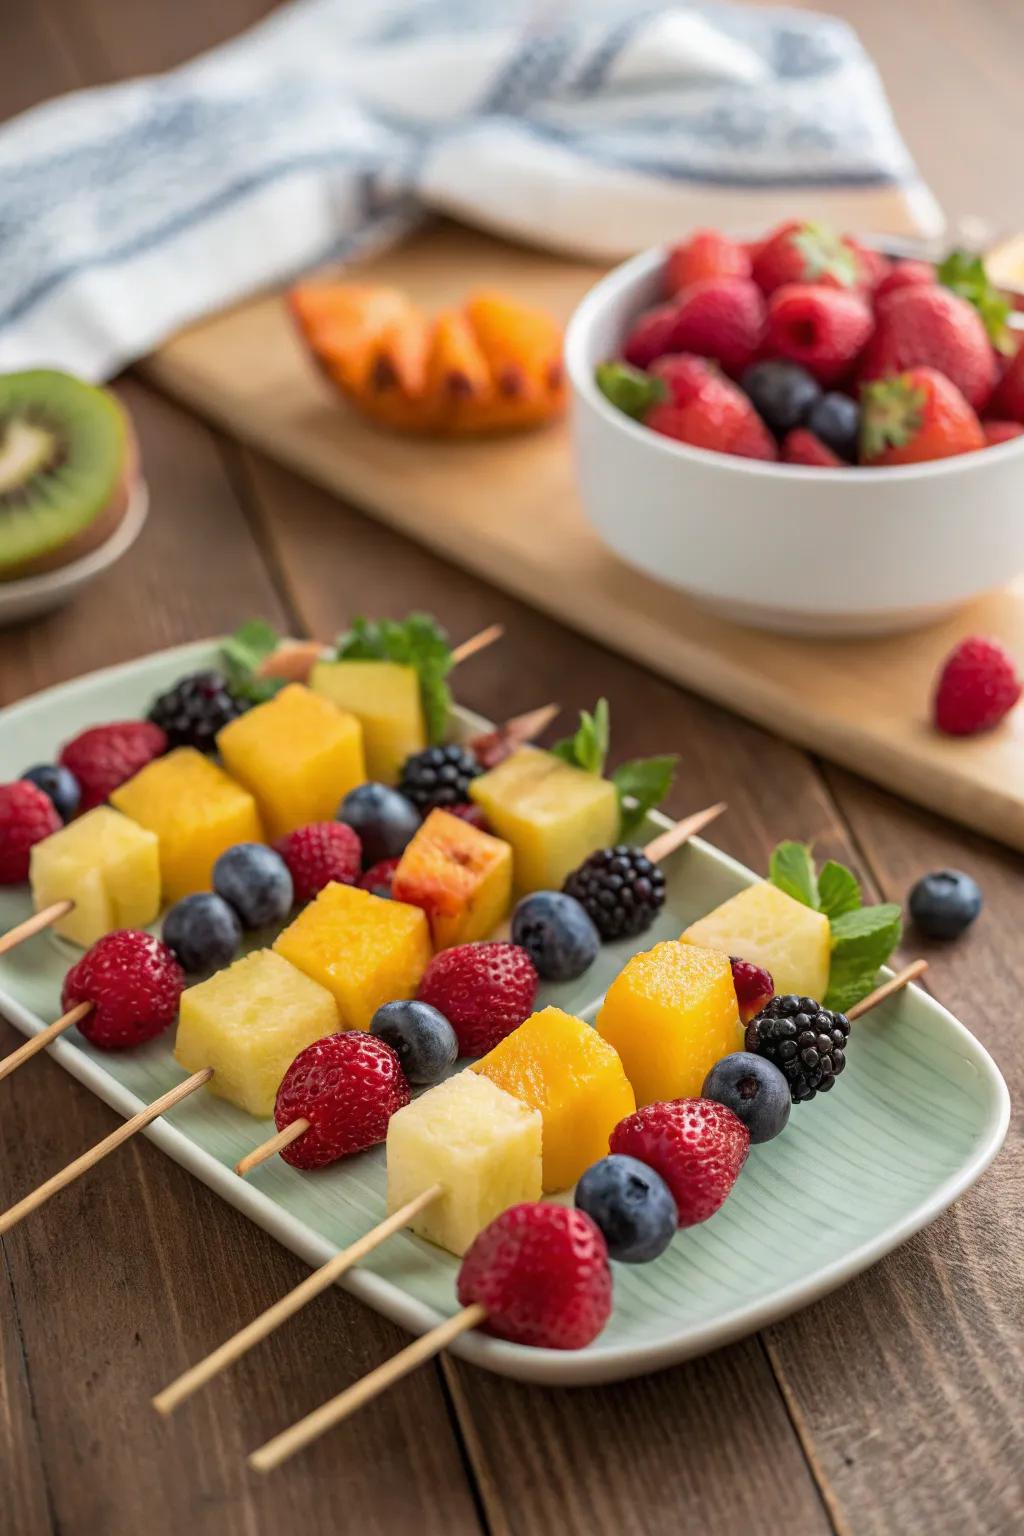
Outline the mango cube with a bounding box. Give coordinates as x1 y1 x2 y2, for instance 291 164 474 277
392 808 512 948
474 1007 635 1191
310 659 425 783
469 748 619 893
111 748 263 904
216 684 365 840
29 807 160 948
174 949 339 1118
596 941 742 1107
386 1071 542 1255
274 881 431 1031
681 881 831 1001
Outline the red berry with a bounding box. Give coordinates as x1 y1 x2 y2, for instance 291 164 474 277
850 242 892 291
610 1099 749 1228
457 1202 612 1350
59 721 167 811
61 930 184 1051
860 367 985 467
622 301 684 369
992 344 1024 423
275 822 361 904
729 957 775 1023
780 428 844 467
0 781 61 883
648 352 718 406
646 375 777 461
274 1032 410 1169
358 857 401 896
982 419 1024 446
417 941 538 1056
858 285 997 412
874 260 935 303
665 230 751 295
932 635 1022 737
446 802 491 833
765 284 873 384
752 221 866 295
667 277 765 377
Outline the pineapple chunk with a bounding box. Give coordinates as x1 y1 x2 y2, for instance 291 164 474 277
468 747 619 893
111 748 263 904
310 660 425 783
392 808 512 948
274 881 431 1031
175 949 339 1118
474 1006 635 1191
596 941 742 1107
386 1071 542 1256
217 683 366 839
681 881 831 1001
29 807 160 948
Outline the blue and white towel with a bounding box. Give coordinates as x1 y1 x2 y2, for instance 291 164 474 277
0 0 942 381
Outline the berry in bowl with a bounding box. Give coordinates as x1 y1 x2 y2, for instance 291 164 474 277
565 222 1024 636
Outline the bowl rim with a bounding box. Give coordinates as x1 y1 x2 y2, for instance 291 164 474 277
565 245 1024 485
0 479 150 601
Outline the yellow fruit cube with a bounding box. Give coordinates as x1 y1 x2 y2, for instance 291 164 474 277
386 1071 542 1256
29 807 160 948
111 748 263 904
468 748 619 893
474 1006 635 1191
217 683 366 840
681 881 831 1001
174 949 339 1118
310 660 425 783
391 808 512 948
596 941 742 1107
274 881 431 1031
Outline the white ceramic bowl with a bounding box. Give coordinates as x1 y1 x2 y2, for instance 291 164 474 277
565 249 1024 635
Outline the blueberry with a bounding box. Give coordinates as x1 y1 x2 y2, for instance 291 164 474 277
575 1155 677 1264
511 891 600 982
909 869 982 940
163 892 243 975
22 764 80 823
338 783 421 866
213 843 294 929
702 1051 791 1143
806 391 860 462
741 361 821 437
370 999 459 1084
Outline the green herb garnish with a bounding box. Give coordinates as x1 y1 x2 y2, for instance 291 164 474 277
335 613 453 744
221 619 286 704
937 249 1013 352
551 697 678 837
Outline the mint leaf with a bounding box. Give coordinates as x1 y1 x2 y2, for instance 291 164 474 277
335 613 453 743
818 860 862 920
596 361 668 420
937 249 1013 352
612 755 678 838
768 841 819 910
221 619 285 704
551 698 610 775
825 903 902 1012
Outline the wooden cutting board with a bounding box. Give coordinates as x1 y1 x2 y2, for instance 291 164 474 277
143 222 1024 854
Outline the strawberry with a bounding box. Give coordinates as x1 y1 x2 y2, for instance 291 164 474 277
59 721 167 811
358 856 401 896
665 277 765 377
932 636 1022 736
274 1032 410 1169
610 1099 749 1227
983 419 1024 446
781 428 844 467
765 284 873 385
991 343 1024 423
665 230 751 295
874 260 935 304
849 242 892 291
275 821 361 904
858 285 997 412
417 941 538 1055
62 931 184 1051
645 375 777 461
0 781 61 883
648 352 719 406
622 301 685 369
457 1203 612 1350
752 220 866 295
860 367 985 466
730 958 775 1024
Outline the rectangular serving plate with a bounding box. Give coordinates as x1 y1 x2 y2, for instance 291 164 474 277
0 641 1011 1386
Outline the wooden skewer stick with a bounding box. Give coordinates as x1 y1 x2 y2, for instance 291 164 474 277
154 1183 444 1416
0 1001 93 1084
249 1302 488 1474
847 960 927 1020
0 1069 212 1237
0 899 75 959
450 624 504 667
643 802 727 865
235 1117 310 1177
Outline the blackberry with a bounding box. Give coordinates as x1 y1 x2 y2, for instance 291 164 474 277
563 845 666 941
398 743 482 812
148 670 246 752
745 994 850 1103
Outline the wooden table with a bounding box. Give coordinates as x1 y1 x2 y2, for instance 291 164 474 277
2 4 1021 1533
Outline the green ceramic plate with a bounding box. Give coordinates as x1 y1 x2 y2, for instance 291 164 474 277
0 642 1010 1386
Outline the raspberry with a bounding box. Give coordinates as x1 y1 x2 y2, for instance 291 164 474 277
59 721 167 810
648 352 719 406
992 345 1024 423
983 419 1024 446
874 260 935 304
456 1203 612 1350
665 230 751 295
780 428 844 467
417 941 538 1056
275 822 362 904
622 301 685 369
358 856 401 897
667 277 765 377
274 1033 410 1169
0 781 60 883
610 1099 749 1228
752 220 866 295
646 375 776 461
765 284 873 385
932 636 1022 736
447 802 492 833
730 957 775 1023
61 931 184 1051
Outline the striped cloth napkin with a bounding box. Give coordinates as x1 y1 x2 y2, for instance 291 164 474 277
0 0 942 380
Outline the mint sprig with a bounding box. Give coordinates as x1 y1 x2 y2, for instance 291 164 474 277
937 249 1013 352
221 619 286 704
552 697 678 837
551 699 610 774
335 613 453 743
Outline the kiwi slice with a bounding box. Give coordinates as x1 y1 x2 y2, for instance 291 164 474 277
0 370 137 582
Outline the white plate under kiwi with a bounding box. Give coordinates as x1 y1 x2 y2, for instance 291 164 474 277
0 641 1011 1385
